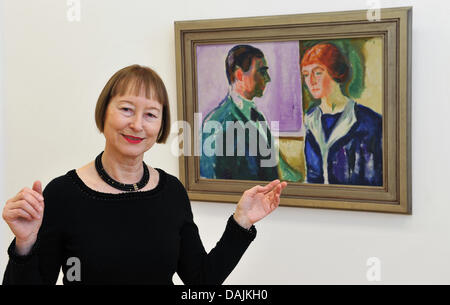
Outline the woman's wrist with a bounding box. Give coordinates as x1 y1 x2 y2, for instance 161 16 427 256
233 211 252 230
15 236 37 256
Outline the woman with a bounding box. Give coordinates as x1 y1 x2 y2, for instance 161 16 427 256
300 43 383 186
2 64 287 284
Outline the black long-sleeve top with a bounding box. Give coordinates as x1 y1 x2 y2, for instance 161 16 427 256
2 168 256 285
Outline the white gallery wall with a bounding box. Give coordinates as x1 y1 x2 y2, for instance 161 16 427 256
1 0 450 284
0 0 5 279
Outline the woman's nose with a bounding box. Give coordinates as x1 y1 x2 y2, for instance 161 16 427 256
130 115 143 131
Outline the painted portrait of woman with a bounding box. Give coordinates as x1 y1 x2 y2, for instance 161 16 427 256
300 42 383 186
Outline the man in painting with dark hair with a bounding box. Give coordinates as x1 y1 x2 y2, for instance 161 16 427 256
200 44 279 181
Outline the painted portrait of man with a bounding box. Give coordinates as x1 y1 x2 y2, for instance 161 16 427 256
200 45 279 180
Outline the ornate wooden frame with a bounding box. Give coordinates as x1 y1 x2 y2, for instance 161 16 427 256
174 7 412 214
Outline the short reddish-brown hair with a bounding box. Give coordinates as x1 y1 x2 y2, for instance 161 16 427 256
300 43 349 83
95 64 171 143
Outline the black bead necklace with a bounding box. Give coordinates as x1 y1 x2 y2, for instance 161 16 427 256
95 151 149 192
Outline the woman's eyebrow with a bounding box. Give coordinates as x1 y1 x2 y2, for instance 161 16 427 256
118 99 135 105
312 66 325 72
145 107 161 111
118 100 161 110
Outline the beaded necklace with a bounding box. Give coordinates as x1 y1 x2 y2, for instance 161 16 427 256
95 151 149 192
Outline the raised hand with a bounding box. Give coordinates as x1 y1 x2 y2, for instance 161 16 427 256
233 180 287 229
2 181 45 255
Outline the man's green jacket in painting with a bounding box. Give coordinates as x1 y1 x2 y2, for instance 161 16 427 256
200 94 279 181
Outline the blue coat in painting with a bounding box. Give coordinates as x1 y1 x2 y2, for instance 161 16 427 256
304 99 383 186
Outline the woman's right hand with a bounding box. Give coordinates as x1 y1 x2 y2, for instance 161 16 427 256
2 181 45 255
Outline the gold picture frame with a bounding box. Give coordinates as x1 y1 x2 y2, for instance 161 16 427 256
174 7 412 214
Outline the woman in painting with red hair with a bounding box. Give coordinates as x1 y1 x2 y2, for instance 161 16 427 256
300 42 382 185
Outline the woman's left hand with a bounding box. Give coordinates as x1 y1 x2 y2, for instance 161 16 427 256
233 180 288 229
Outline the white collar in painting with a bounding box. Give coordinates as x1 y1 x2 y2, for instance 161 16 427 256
229 87 258 122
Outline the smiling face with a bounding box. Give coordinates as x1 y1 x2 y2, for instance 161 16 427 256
241 57 271 99
103 87 163 159
301 63 335 99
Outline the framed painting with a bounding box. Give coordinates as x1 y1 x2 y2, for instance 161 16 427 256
174 7 412 214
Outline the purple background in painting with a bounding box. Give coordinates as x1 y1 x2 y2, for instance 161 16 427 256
196 41 302 133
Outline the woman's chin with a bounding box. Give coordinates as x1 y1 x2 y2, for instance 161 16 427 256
111 146 147 159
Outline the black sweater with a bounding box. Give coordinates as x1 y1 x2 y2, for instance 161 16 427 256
2 168 256 285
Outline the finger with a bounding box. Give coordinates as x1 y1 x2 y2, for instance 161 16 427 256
25 186 44 202
18 192 43 213
270 192 281 210
32 181 43 196
265 182 282 199
274 182 288 196
6 209 33 221
272 183 281 195
255 179 280 195
14 209 34 221
274 195 281 209
10 191 23 203
247 185 264 196
277 182 287 194
13 187 44 205
9 200 41 220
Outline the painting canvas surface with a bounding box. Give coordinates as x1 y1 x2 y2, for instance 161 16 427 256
197 37 383 186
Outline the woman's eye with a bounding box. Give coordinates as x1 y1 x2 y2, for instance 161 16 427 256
121 108 131 112
147 113 156 118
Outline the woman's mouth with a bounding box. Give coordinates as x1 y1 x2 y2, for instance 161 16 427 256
122 134 144 144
